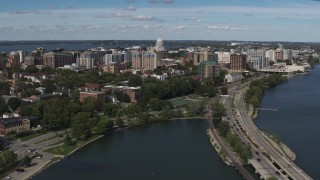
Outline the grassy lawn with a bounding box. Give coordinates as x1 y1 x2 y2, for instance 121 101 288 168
171 95 210 108
45 143 77 156
18 132 46 141
171 98 191 108
44 135 102 156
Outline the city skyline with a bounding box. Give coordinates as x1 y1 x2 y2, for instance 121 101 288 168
0 0 320 42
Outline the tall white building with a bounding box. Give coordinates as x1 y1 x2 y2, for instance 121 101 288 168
283 49 292 62
123 51 132 62
247 49 267 70
265 50 275 62
155 37 165 52
104 53 122 65
216 51 231 63
131 51 157 70
76 52 95 69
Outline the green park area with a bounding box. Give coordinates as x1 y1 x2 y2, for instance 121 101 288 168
170 95 210 109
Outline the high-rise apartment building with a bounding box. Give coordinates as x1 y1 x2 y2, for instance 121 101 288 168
230 54 247 72
6 52 20 68
193 52 206 66
199 60 221 80
43 52 75 68
77 52 95 69
142 52 157 70
132 51 142 69
216 51 231 64
247 49 267 70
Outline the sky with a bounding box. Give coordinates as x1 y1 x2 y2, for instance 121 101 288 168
0 0 320 42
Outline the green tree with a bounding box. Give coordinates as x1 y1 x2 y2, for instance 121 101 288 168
106 119 114 131
220 87 228 95
226 132 237 147
24 66 39 74
128 74 143 87
138 112 150 125
211 100 226 125
0 97 7 114
93 116 109 134
218 121 230 137
64 134 73 146
21 156 31 167
1 150 17 170
160 106 172 120
41 79 57 93
71 112 93 140
6 97 21 112
115 117 125 128
81 96 99 114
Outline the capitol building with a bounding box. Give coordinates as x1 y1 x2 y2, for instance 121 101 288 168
154 36 165 52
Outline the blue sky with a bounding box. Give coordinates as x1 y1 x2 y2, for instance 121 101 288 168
0 0 320 41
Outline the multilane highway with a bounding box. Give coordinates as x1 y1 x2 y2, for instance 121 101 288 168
223 85 289 180
232 85 312 180
206 97 254 180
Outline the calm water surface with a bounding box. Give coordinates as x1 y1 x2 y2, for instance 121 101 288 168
33 120 242 180
255 64 320 179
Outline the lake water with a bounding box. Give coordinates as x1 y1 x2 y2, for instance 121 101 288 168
254 64 320 179
33 120 242 180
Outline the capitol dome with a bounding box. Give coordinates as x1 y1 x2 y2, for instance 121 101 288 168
155 36 165 52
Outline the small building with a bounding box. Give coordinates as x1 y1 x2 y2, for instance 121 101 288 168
103 85 140 103
102 63 119 74
0 117 31 135
22 93 55 102
78 83 101 92
79 91 106 105
225 73 243 83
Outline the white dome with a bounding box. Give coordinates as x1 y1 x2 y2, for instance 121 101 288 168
155 36 165 52
156 37 163 43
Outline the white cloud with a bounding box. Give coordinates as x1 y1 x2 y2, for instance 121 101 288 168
130 15 165 22
149 0 175 4
9 10 51 15
208 25 248 30
123 5 137 11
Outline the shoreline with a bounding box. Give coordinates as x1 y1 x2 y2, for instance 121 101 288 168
247 77 300 161
26 135 105 180
26 117 204 180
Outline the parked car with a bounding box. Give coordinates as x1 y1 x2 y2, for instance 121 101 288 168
16 168 24 172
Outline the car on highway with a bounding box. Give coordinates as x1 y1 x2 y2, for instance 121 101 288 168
276 171 281 176
20 144 28 147
28 148 36 152
36 156 42 159
257 158 261 162
3 176 11 179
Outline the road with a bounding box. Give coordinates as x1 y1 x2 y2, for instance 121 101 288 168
10 129 69 159
223 85 289 180
206 97 254 180
233 85 312 180
2 129 70 180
